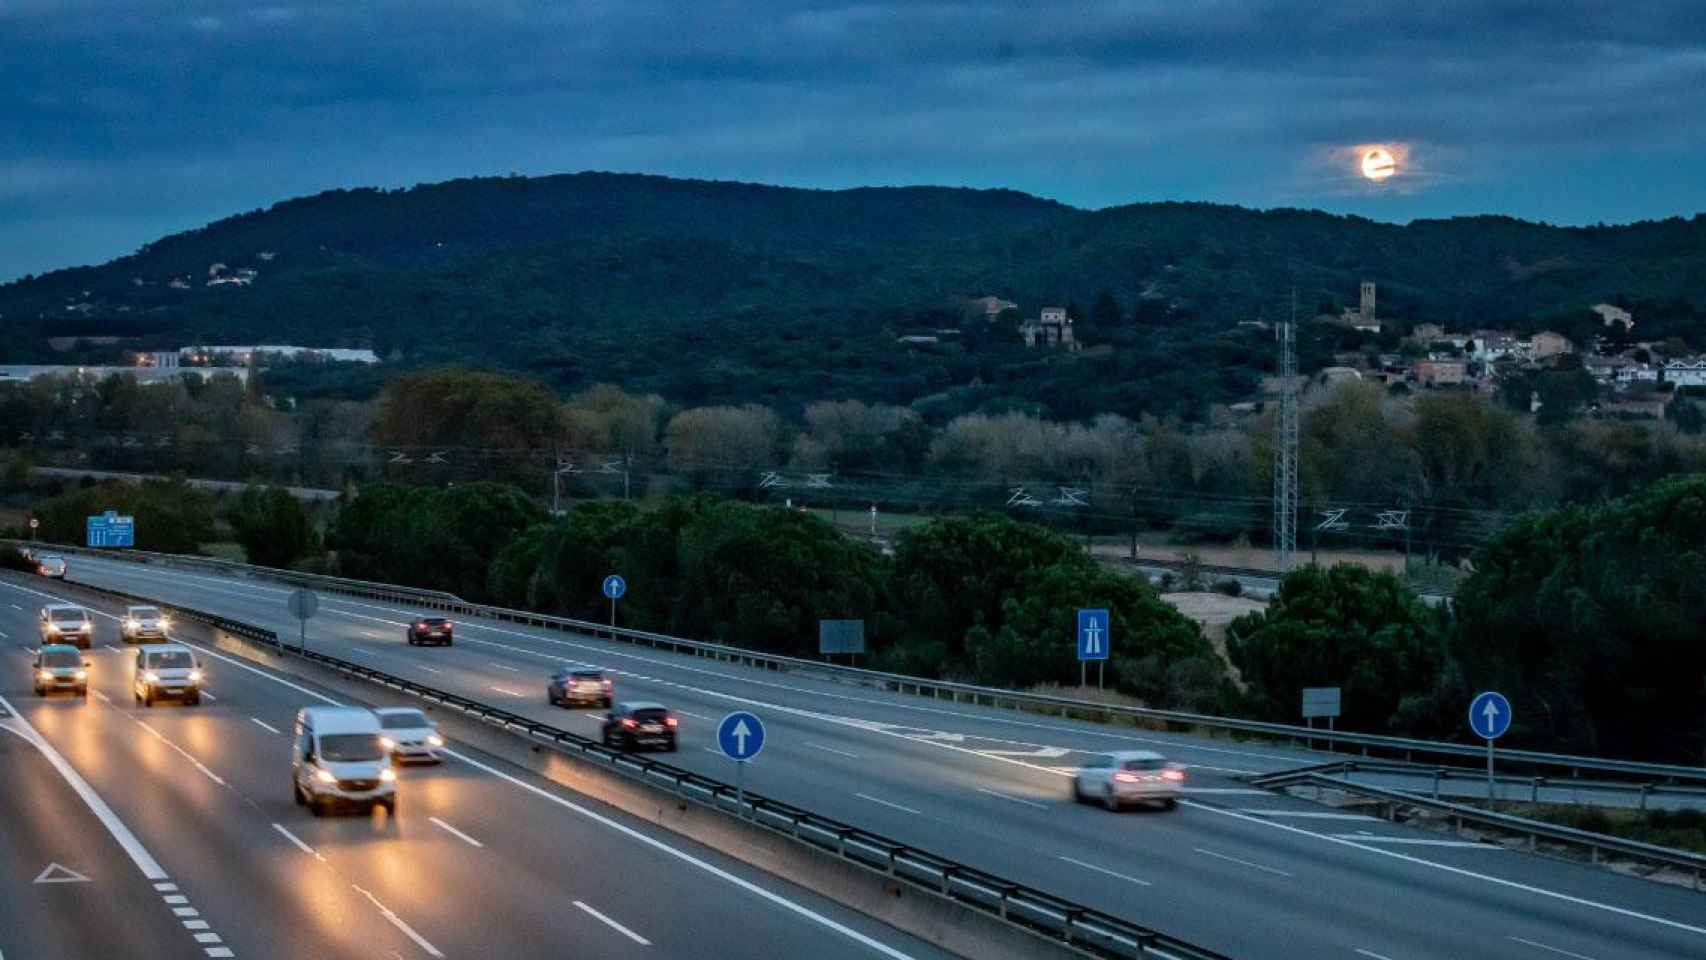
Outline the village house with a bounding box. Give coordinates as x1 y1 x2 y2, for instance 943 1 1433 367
1663 358 1706 389
1415 357 1468 387
1019 307 1080 350
1528 331 1573 360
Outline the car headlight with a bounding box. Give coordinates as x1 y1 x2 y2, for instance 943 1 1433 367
426 735 443 747
315 769 337 784
379 768 396 782
160 617 171 629
38 670 53 681
73 670 87 680
188 670 203 683
379 736 395 750
142 671 159 683
46 624 59 632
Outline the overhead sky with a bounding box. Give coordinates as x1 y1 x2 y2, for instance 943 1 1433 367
3 1 1704 281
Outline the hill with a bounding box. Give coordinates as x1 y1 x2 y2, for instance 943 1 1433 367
5 172 1705 420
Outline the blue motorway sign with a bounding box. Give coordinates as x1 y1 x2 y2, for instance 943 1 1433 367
716 711 766 761
1077 608 1110 661
602 574 626 600
1468 691 1512 740
85 510 134 548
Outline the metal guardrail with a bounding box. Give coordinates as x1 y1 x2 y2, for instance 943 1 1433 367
32 571 1230 960
12 538 1706 789
1251 759 1706 810
1248 767 1706 891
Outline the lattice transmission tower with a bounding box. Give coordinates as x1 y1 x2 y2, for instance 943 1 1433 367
1272 292 1300 572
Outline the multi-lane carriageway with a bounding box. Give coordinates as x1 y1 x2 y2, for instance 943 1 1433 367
8 555 1706 960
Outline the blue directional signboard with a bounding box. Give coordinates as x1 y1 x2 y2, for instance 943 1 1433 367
1076 608 1110 661
717 711 766 762
602 574 626 600
85 510 134 548
1469 691 1512 740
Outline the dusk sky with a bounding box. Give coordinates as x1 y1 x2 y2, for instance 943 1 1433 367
3 1 1704 281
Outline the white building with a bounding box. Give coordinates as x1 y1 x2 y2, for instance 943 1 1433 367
1663 358 1706 388
180 345 381 365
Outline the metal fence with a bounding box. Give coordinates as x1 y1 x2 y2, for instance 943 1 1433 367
12 537 1706 788
1250 759 1706 811
1248 766 1706 890
37 571 1230 960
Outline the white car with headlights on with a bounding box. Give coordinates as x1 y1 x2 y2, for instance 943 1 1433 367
132 643 204 706
372 707 444 763
292 706 397 816
39 604 95 648
121 605 171 642
1073 750 1185 811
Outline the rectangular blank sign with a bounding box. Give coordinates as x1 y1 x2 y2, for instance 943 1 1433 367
819 619 866 655
1301 686 1341 719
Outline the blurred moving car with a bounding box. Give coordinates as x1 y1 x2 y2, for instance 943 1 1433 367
293 706 397 816
39 604 94 649
373 706 444 763
547 667 613 708
406 617 454 646
1072 750 1185 810
32 644 90 697
133 643 204 706
121 605 171 642
600 701 678 752
36 555 67 578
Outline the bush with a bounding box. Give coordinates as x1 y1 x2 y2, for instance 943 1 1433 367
30 479 216 554
1212 578 1243 597
225 486 315 568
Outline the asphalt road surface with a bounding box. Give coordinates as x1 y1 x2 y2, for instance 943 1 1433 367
30 556 1706 960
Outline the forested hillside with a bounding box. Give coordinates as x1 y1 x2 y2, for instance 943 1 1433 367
6 172 1705 420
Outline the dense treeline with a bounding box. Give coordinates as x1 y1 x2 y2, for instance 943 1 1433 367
7 173 1706 418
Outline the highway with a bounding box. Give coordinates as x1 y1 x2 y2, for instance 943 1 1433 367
33 556 1706 959
0 574 957 960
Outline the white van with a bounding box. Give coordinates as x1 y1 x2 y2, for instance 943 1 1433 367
291 706 397 816
133 643 203 706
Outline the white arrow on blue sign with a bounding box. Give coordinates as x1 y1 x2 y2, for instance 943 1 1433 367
717 711 766 761
602 575 626 600
1077 609 1110 661
1468 691 1512 740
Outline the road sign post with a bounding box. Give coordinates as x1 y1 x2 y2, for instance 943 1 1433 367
717 711 766 820
1301 686 1342 750
1468 691 1512 801
286 589 319 654
1076 609 1109 689
602 574 626 637
28 516 38 542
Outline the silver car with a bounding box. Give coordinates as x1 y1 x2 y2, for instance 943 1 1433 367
1073 750 1185 811
133 643 204 706
36 555 67 578
39 604 94 649
121 605 171 642
373 707 444 763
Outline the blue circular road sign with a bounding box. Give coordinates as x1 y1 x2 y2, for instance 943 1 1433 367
1468 691 1512 740
602 574 626 600
717 711 766 761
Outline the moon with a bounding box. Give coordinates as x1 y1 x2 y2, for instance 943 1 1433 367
1361 147 1397 181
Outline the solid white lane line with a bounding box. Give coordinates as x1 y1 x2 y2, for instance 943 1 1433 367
446 749 921 960
429 817 484 848
415 665 441 675
1240 809 1379 821
0 693 168 879
583 713 606 720
1180 788 1271 795
1180 800 1706 938
271 823 326 862
105 644 123 652
1355 950 1394 960
1509 936 1596 960
1194 847 1293 878
9 603 21 609
808 741 860 759
352 883 445 959
490 662 521 672
1058 855 1153 887
574 901 651 946
489 685 523 697
676 709 712 720
975 787 1048 809
201 691 217 701
250 717 282 734
133 720 225 785
857 793 923 815
92 689 112 703
1337 833 1497 849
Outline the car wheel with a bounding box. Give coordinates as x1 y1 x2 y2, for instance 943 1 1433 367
77 685 88 697
664 738 678 753
34 684 44 696
294 781 306 805
1072 778 1085 803
1102 786 1120 812
383 798 397 816
442 639 452 646
602 697 612 708
1162 798 1178 810
310 796 325 817
406 636 415 646
186 694 201 706
144 690 154 707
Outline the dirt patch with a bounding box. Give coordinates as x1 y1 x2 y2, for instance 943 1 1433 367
1095 541 1407 574
1161 591 1265 689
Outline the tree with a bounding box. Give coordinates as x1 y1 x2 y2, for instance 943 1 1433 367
329 482 544 599
225 485 314 568
664 405 785 485
372 369 565 450
1088 290 1123 333
30 479 215 554
1226 564 1461 736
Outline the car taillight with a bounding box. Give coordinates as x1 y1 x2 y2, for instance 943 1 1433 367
665 717 678 728
620 718 636 728
1162 769 1185 781
1113 772 1141 783
602 679 613 689
416 621 427 629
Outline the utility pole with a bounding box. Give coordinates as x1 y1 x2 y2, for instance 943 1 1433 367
1272 291 1300 573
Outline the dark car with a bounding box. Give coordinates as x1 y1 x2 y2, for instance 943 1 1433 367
600 702 677 752
548 668 613 708
406 617 453 646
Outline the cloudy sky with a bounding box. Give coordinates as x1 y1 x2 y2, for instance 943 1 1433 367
3 1 1704 280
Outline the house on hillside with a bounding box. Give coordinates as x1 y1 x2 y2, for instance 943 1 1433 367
1663 358 1706 388
1415 358 1468 387
1528 331 1573 361
1019 307 1080 350
966 295 1018 320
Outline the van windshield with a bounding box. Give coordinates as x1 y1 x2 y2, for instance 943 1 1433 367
49 609 87 622
147 651 195 669
41 650 81 668
319 734 384 762
379 711 429 729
